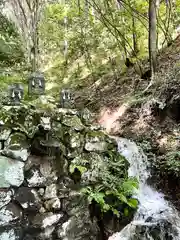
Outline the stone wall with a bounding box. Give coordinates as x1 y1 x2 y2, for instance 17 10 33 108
0 105 129 240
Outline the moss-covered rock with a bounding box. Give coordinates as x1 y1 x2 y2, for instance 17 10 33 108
80 108 95 125
62 115 85 131
0 103 138 239
0 127 11 141
69 130 84 149
85 130 116 152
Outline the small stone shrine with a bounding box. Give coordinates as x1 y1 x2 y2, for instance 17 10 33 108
28 71 45 95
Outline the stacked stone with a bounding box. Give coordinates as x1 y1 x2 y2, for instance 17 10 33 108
0 105 124 240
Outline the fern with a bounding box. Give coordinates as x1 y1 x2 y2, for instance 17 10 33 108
81 175 138 217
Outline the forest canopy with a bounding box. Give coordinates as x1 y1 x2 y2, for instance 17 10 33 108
0 0 180 89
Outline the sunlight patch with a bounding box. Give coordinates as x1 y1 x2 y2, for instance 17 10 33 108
98 103 129 133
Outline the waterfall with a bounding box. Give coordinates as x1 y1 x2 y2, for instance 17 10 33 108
109 137 180 240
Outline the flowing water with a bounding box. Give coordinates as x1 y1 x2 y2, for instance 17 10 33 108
109 137 180 240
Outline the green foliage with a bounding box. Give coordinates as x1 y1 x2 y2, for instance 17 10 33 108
70 164 87 174
81 177 138 217
0 13 24 67
163 151 180 176
36 0 180 96
80 152 139 217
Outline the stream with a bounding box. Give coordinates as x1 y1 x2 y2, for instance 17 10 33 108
109 137 180 240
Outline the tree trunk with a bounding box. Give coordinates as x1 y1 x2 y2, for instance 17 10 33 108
32 2 38 72
127 0 138 55
149 0 157 77
117 0 127 57
132 7 138 55
31 0 40 72
143 0 157 92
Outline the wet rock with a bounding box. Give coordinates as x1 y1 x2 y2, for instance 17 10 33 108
109 219 178 240
58 179 73 198
44 198 61 210
25 156 58 187
0 229 17 240
0 104 130 240
85 131 112 152
0 203 22 226
0 156 24 188
57 198 98 240
80 108 94 125
85 141 108 152
25 168 47 187
2 132 30 162
133 219 177 240
38 226 55 239
61 176 74 187
15 187 41 211
44 184 57 200
69 131 84 149
2 149 30 162
0 189 13 209
31 212 63 229
0 128 11 141
62 115 85 131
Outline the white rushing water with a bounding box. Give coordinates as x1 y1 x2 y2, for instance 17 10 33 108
109 137 180 240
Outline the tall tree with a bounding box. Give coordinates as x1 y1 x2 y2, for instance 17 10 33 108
128 0 138 55
147 0 157 89
4 0 46 71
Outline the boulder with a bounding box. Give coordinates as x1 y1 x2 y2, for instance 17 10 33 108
69 130 84 149
44 198 61 210
31 212 63 229
0 128 11 141
85 131 116 152
2 132 30 162
0 156 24 188
0 228 22 240
25 156 58 187
44 184 58 200
15 187 42 211
0 203 22 226
62 115 85 131
0 189 13 209
57 197 98 240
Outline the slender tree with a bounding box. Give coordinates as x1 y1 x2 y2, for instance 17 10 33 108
4 0 46 71
128 0 138 55
149 0 157 75
144 0 157 91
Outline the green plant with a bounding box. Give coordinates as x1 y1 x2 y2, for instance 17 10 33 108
81 176 138 217
164 151 180 176
80 152 139 218
69 164 87 174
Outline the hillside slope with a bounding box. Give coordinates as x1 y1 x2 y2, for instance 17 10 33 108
74 35 180 210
